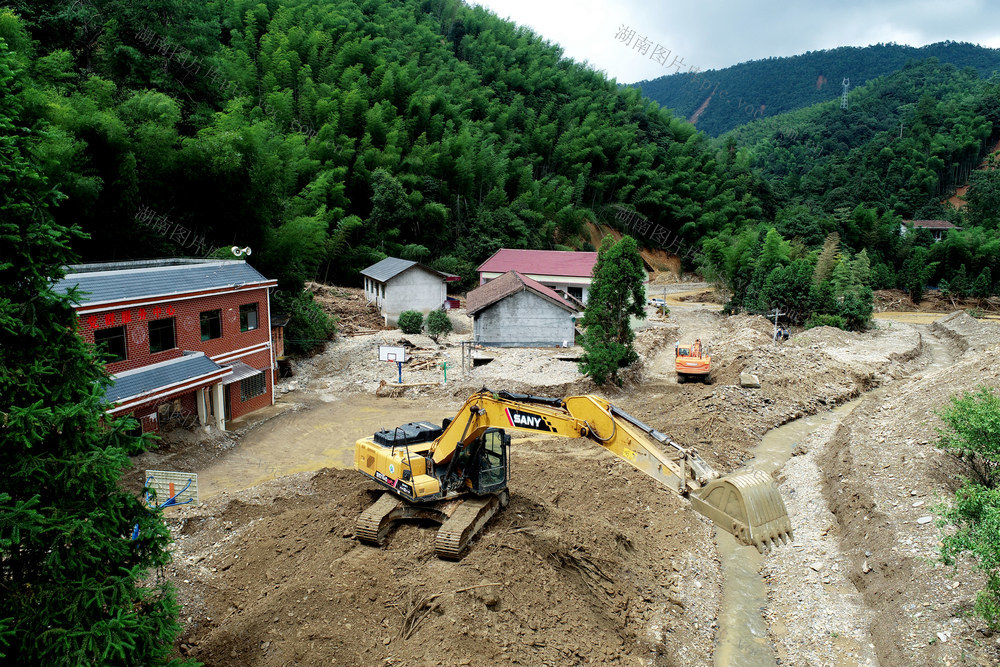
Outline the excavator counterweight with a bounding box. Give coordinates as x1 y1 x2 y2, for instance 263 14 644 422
354 390 791 558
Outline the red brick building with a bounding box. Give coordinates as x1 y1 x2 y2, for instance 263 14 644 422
56 258 278 432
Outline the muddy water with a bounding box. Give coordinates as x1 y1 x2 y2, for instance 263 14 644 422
713 407 858 666
714 328 953 665
198 395 458 498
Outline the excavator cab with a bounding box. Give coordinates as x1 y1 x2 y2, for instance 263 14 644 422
452 428 509 495
476 429 510 493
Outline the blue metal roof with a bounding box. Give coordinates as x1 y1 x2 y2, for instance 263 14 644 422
104 352 228 404
55 259 273 308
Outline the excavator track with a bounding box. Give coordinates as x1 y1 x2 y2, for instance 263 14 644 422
435 490 510 560
355 493 407 545
355 493 456 546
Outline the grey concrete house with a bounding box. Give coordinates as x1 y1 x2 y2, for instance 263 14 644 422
467 270 578 347
477 249 598 305
361 257 452 324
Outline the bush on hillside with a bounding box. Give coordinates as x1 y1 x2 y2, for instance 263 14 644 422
935 386 1000 628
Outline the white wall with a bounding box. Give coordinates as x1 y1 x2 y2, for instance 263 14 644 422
383 267 446 319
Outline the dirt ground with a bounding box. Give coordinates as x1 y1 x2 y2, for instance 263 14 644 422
137 288 1000 666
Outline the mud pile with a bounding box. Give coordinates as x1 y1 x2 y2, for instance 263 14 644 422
168 440 718 666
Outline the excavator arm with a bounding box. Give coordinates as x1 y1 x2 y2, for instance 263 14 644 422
355 390 793 553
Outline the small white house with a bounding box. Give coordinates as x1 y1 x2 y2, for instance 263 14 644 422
361 257 453 325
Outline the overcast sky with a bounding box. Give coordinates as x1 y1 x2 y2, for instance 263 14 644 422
472 0 1000 82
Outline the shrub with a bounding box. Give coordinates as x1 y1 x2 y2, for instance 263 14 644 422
935 386 1000 628
273 290 337 354
426 309 453 337
398 310 424 334
804 313 846 330
937 386 1000 487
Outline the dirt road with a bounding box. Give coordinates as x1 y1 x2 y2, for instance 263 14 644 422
148 302 1000 665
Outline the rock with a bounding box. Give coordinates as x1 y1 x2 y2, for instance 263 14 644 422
862 560 871 574
740 373 761 388
936 632 948 643
810 562 823 572
916 516 934 525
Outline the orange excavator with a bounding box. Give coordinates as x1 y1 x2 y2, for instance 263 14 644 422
354 390 791 558
675 339 711 384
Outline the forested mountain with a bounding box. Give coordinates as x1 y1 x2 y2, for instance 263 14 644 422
1 0 769 295
712 58 1000 312
634 42 1000 136
725 59 1000 218
6 0 1000 337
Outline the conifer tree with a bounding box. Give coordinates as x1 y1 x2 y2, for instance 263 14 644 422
0 38 184 665
973 267 993 299
812 232 841 284
952 264 969 299
578 235 647 386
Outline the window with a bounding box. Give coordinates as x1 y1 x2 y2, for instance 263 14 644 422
240 371 265 401
567 286 583 300
200 309 222 341
148 318 175 354
239 303 258 332
94 326 127 362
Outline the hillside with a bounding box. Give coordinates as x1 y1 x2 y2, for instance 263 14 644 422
1 0 769 294
713 58 1000 309
633 41 1000 136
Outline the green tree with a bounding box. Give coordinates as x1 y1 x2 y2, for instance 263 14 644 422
0 38 184 664
813 232 841 284
578 236 646 386
900 247 938 303
935 386 1000 628
425 309 453 337
937 386 1000 487
973 267 993 299
952 264 969 299
273 290 337 354
398 310 424 334
937 484 1000 628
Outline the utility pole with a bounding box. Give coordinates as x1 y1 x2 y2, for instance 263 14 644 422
766 308 785 342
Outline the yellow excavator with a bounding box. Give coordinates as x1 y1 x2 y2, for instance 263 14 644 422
354 390 792 559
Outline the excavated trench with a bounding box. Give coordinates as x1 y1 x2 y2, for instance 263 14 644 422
712 327 954 666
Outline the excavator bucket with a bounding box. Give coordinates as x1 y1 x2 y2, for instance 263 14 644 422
689 470 793 552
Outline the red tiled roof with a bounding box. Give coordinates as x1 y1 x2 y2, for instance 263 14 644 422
477 249 598 278
905 219 960 230
465 271 577 316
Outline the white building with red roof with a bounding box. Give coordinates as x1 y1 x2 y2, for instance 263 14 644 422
477 249 598 305
901 219 961 242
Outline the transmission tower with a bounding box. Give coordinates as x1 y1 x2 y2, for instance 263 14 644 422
841 78 850 110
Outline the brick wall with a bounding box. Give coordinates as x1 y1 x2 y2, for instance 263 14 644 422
227 348 273 421
76 287 272 374
76 286 274 428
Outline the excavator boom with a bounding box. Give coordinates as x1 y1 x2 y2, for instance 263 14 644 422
354 390 792 556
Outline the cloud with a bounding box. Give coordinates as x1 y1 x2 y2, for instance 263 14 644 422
472 0 1000 82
